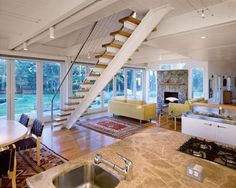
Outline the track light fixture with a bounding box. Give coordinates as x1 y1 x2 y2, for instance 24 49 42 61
49 27 55 39
23 42 28 51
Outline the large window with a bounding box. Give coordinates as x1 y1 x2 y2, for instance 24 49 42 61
103 79 113 107
159 63 186 70
127 69 135 97
89 95 101 109
0 59 7 118
116 69 124 96
147 70 157 103
192 67 204 98
136 70 143 99
72 64 86 92
15 60 37 118
43 62 60 116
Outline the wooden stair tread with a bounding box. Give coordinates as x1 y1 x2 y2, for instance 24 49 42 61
76 89 89 92
65 101 80 105
82 81 94 85
52 122 64 127
95 54 114 59
54 117 67 122
57 112 71 117
102 42 122 49
69 96 84 99
110 30 131 37
94 64 107 69
88 73 100 77
119 16 141 25
61 107 75 111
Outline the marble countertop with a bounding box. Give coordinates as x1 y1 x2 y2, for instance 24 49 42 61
27 127 236 188
183 112 236 125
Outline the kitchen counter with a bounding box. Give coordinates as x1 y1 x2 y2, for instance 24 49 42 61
27 127 236 188
183 111 236 126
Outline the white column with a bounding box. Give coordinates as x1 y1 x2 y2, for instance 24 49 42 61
6 59 14 120
143 69 147 102
37 61 43 120
133 69 136 98
113 76 116 97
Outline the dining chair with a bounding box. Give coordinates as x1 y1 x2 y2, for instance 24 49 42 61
15 119 44 166
0 144 16 188
19 113 30 127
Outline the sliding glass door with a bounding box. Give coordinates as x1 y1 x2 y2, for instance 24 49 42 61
0 59 7 119
136 69 143 99
147 70 157 103
15 60 37 119
116 69 124 96
43 62 61 116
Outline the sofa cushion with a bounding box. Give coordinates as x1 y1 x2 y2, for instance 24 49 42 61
112 97 126 103
126 99 144 105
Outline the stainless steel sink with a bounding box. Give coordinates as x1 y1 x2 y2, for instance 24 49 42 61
53 164 120 188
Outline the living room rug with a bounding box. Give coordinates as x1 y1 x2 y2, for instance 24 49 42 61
1 144 67 188
77 117 146 139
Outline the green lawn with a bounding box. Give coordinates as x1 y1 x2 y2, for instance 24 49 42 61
0 94 60 117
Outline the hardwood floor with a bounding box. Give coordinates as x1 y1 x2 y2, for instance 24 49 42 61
41 114 177 161
41 125 119 160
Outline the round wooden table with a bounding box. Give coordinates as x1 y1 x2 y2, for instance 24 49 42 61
0 120 28 148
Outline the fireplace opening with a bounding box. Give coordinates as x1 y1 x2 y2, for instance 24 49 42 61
164 92 178 104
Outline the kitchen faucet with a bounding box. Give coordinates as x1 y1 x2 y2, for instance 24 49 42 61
94 153 133 181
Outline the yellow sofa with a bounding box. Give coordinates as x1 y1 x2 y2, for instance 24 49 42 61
168 97 208 116
108 97 156 122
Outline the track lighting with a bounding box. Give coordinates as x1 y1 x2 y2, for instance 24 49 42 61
49 27 55 39
201 10 205 18
23 42 28 51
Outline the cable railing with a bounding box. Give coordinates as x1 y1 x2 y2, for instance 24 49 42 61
50 21 98 130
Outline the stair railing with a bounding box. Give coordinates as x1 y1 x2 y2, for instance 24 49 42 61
50 21 98 130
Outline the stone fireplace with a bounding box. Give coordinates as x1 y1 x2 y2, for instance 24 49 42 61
157 70 188 106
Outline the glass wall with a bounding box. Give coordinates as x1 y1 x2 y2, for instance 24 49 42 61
116 69 124 96
159 63 186 70
43 62 61 116
147 70 157 103
15 60 37 118
103 79 113 107
136 70 143 99
0 59 7 118
89 95 101 109
72 64 86 93
192 67 204 98
127 69 135 97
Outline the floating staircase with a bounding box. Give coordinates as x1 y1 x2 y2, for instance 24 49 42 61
52 6 173 129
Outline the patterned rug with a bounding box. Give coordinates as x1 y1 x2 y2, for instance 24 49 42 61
1 144 67 188
77 117 146 139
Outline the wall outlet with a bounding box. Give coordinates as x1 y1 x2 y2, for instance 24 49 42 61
187 163 204 182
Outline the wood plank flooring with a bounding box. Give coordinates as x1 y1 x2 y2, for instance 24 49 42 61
41 125 119 160
41 114 179 161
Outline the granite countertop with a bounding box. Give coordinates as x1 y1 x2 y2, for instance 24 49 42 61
183 112 236 126
27 127 236 188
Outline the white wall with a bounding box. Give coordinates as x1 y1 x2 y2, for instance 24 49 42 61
208 60 236 102
147 59 209 100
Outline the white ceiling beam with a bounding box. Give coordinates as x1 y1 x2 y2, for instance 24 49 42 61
9 0 119 50
0 48 66 61
148 0 236 40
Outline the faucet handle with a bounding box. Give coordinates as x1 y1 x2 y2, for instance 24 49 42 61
116 153 132 165
94 153 103 164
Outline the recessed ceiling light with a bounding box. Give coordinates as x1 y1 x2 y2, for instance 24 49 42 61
23 42 28 51
49 27 55 39
201 36 206 39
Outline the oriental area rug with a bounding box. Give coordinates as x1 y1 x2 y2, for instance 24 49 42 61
77 117 146 139
1 144 67 188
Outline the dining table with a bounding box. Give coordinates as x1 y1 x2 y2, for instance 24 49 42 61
0 119 28 148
